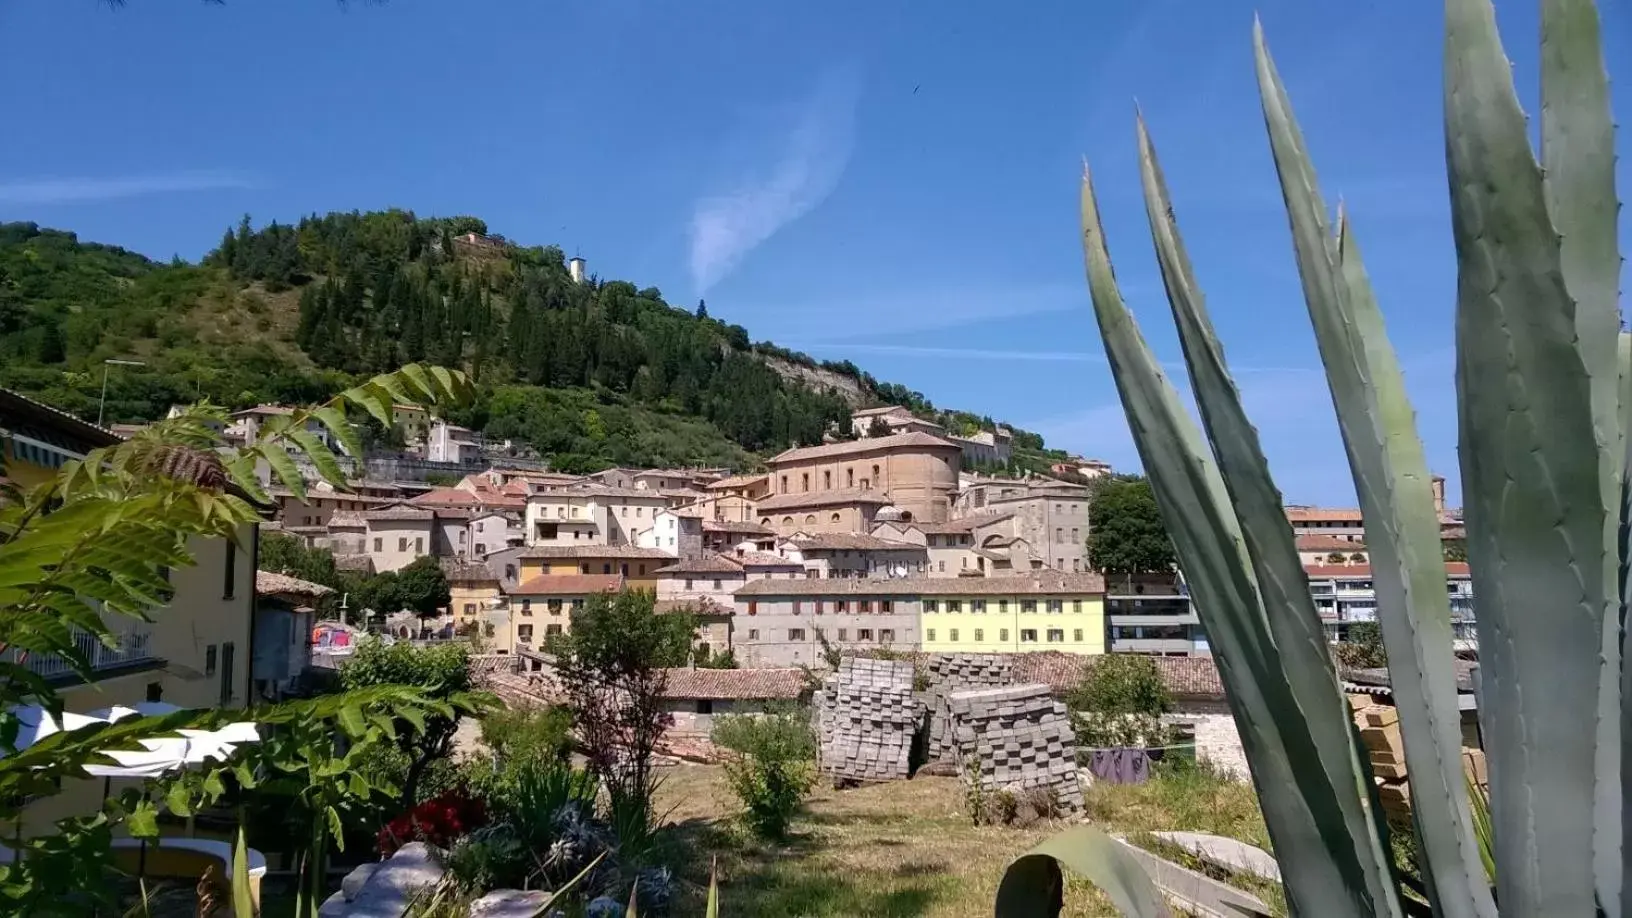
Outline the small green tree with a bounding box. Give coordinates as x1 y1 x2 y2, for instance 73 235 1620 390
1336 621 1388 669
353 555 450 622
340 639 478 809
1086 475 1177 585
1066 655 1172 749
712 706 818 839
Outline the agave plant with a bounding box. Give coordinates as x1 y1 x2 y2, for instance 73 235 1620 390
997 0 1625 916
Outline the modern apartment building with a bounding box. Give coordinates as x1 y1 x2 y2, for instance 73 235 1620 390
919 573 1107 656
1285 506 1367 542
763 431 962 529
1305 561 1477 644
1105 588 1209 657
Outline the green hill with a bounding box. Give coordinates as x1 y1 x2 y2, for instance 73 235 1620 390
0 212 1062 473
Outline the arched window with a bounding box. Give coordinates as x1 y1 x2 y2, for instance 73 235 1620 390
783 516 794 525
804 514 816 525
831 513 842 523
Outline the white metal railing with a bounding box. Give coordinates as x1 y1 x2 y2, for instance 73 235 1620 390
13 621 157 679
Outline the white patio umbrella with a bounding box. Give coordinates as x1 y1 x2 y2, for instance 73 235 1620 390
6 704 103 751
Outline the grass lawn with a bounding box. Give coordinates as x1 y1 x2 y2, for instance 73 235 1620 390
654 763 1279 917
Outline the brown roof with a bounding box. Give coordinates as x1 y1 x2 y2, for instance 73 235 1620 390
410 487 526 509
660 667 807 700
1285 506 1365 523
850 405 911 418
334 553 374 573
654 597 734 616
911 513 1014 535
767 431 961 465
365 505 436 523
1010 651 1224 698
655 553 747 574
707 473 769 491
327 511 367 529
757 488 894 511
511 574 625 595
728 550 804 568
440 558 499 582
734 572 1106 597
1305 561 1471 579
256 570 333 599
703 519 774 535
786 533 922 552
1296 535 1367 552
518 545 675 560
554 484 672 500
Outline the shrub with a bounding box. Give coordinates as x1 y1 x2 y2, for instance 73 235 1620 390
478 704 573 767
377 789 488 857
712 707 818 839
1066 655 1172 749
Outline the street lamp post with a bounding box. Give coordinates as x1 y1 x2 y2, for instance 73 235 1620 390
97 359 145 428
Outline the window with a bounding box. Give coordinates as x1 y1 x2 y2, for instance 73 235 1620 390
415 538 425 553
222 540 236 599
1020 629 1038 643
1047 628 1065 643
621 506 628 518
838 628 848 641
621 563 630 576
603 563 613 574
1072 559 1080 572
1072 599 1082 613
813 600 824 614
927 628 936 641
781 475 789 492
540 523 558 540
685 578 695 590
1073 629 1084 642
1070 528 1079 543
859 628 874 641
219 642 236 706
571 598 585 612
548 599 563 614
1055 527 1064 544
373 537 383 552
938 560 946 573
998 599 1009 613
830 512 841 523
748 601 758 616
205 644 218 676
847 468 855 487
713 579 722 590
859 600 872 613
823 471 832 489
948 629 958 642
804 514 816 525
1047 599 1063 613
636 507 644 517
748 629 760 640
1022 600 1037 613
974 628 984 642
788 628 807 641
836 600 849 613
398 537 408 552
802 473 810 492
463 603 476 617
879 628 895 642
924 599 939 613
1000 628 1010 641
792 600 803 615
521 599 533 615
518 625 535 643
581 564 591 574
971 599 986 613
872 464 881 483
880 600 893 613
505 564 516 581
547 624 563 637
946 599 962 612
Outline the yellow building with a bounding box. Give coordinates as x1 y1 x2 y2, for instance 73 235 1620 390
515 545 672 592
504 573 625 652
444 558 503 629
918 572 1107 655
392 403 430 443
2 388 255 835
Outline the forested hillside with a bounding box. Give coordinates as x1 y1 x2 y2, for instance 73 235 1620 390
0 212 1058 472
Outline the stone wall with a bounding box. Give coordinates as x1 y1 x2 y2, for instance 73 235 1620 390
947 683 1083 814
816 657 921 782
1164 699 1248 779
922 653 1013 762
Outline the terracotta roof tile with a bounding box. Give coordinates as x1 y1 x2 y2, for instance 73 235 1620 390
707 474 769 491
364 505 436 522
1296 534 1368 552
1304 561 1470 578
655 554 746 574
518 545 675 560
654 597 734 616
511 574 625 595
256 570 334 598
410 487 525 509
785 533 922 552
734 572 1106 597
911 512 1014 535
660 667 807 700
727 550 804 568
757 488 894 511
703 519 774 534
440 558 498 582
767 431 961 465
1285 506 1365 523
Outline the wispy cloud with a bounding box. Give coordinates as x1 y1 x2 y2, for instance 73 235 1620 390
688 66 862 293
0 171 256 205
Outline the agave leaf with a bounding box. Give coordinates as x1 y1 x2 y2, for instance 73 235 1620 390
706 858 719 918
1445 0 1611 911
528 850 607 917
1621 330 1632 916
1540 4 1624 910
1081 161 1376 916
1135 112 1403 915
995 825 1169 917
231 823 255 918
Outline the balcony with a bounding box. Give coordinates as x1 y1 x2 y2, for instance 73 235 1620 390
12 621 161 684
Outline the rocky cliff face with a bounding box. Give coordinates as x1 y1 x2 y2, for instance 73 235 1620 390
759 355 869 407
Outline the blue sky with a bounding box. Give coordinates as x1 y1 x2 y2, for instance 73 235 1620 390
3 1 1630 505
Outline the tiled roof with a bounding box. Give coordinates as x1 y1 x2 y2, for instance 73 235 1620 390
256 570 333 598
1285 506 1365 523
1296 534 1367 552
727 550 803 568
410 487 525 508
1305 561 1470 579
0 386 121 446
785 533 922 552
851 405 909 418
365 505 436 522
334 553 374 573
517 545 675 560
703 519 774 534
654 597 734 617
327 511 367 529
768 431 961 465
1010 651 1224 698
511 574 625 595
660 667 808 700
757 488 894 511
655 554 746 574
433 507 476 520
734 572 1107 597
911 513 1015 535
707 473 769 491
551 484 672 500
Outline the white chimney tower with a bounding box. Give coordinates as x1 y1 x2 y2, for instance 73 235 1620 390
568 256 586 285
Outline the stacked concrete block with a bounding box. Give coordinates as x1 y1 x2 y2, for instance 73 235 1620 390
948 683 1084 815
817 657 920 782
922 654 1013 762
